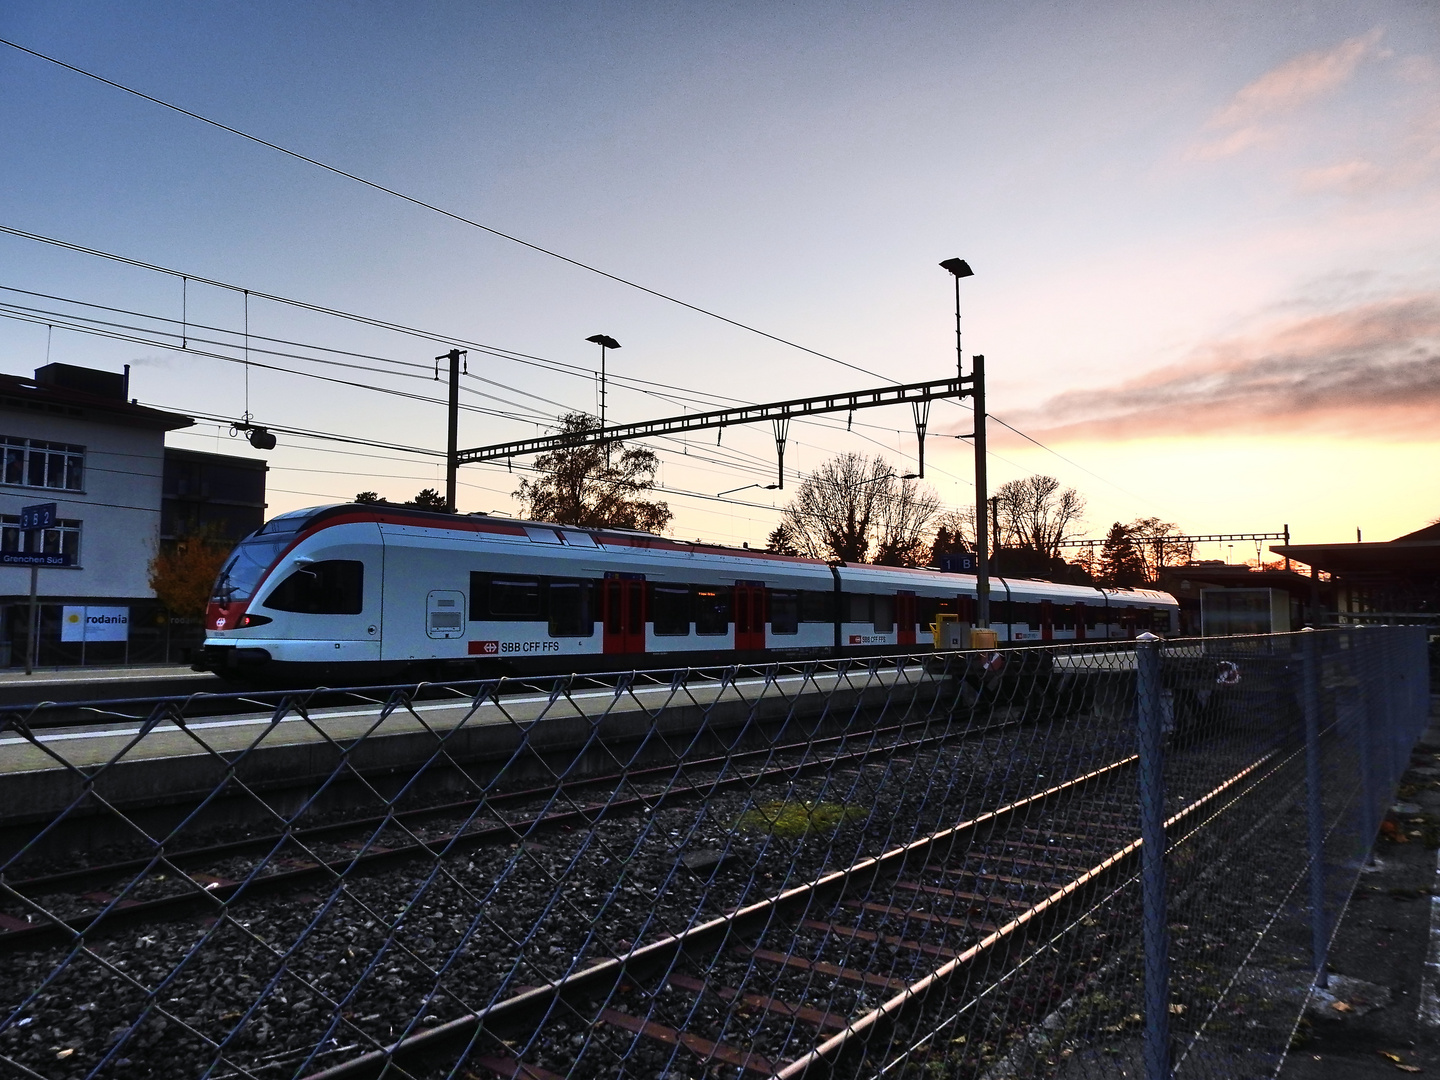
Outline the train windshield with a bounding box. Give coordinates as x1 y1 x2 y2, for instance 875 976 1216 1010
210 517 306 603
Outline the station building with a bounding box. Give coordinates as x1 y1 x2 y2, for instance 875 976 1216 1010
0 362 267 667
1273 524 1440 627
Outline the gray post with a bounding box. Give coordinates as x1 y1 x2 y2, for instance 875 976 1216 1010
1350 679 1375 868
973 354 990 630
1301 629 1328 987
1136 631 1170 1080
25 564 38 675
443 348 462 513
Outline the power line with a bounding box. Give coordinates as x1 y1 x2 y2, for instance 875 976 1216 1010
0 226 936 448
153 407 444 457
0 290 574 419
0 36 885 380
0 306 550 425
0 216 1169 516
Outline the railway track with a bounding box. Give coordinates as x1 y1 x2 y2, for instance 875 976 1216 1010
3 646 1235 1080
308 747 1283 1080
0 702 1042 953
4 628 1414 1080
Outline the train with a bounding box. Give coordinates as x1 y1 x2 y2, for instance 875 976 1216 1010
200 503 1180 682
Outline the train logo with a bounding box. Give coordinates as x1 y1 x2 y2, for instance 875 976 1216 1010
470 640 500 656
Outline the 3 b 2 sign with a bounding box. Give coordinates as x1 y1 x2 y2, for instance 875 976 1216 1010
61 606 130 643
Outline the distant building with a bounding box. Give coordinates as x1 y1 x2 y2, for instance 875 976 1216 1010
161 447 268 548
0 362 266 667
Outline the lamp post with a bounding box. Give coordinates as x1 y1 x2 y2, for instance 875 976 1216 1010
586 335 620 432
940 257 987 630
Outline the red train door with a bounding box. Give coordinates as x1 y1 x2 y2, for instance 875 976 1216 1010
1075 601 1087 641
896 592 916 646
1040 599 1054 641
603 575 646 655
734 583 765 651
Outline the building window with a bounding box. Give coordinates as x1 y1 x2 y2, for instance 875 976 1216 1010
1 515 82 561
1 437 84 490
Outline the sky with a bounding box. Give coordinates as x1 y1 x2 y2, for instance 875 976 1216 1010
1 1 1437 559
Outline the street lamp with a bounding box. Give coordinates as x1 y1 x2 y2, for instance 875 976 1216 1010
846 471 918 490
718 483 780 497
586 334 620 431
940 256 988 631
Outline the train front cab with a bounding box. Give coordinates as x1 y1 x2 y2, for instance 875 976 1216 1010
203 518 386 679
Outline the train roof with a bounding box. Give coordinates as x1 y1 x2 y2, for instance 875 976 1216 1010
261 503 1176 604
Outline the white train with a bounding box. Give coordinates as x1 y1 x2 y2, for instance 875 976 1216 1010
201 503 1180 681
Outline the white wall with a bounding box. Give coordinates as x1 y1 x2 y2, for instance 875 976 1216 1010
0 412 165 600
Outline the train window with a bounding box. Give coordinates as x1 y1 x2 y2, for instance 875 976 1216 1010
490 577 542 618
262 560 364 615
548 580 594 637
651 584 691 636
872 594 893 633
694 586 731 635
847 594 872 624
916 596 940 630
799 590 833 623
1057 604 1075 630
769 590 799 635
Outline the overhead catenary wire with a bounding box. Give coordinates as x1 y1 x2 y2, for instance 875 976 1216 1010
0 235 926 449
0 306 552 426
0 225 980 477
0 37 883 380
0 224 1166 517
0 293 569 421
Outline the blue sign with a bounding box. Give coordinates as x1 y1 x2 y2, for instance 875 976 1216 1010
19 503 56 532
939 553 977 573
0 551 73 567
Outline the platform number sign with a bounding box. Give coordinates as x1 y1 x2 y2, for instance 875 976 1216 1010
20 503 56 532
4 503 72 567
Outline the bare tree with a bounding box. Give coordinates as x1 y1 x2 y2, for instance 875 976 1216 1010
993 475 1086 558
781 452 888 562
928 507 976 563
1126 517 1193 583
779 453 941 566
874 476 942 566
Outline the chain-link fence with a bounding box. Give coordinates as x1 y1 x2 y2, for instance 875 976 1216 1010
0 627 1429 1080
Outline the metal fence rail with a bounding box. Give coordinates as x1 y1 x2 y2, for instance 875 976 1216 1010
0 627 1428 1080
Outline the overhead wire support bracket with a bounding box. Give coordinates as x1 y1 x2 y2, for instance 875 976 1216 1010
455 374 974 465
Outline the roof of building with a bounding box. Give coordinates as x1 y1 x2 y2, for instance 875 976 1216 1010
1161 563 1321 599
1394 521 1440 543
1271 529 1440 574
163 446 269 470
0 366 193 433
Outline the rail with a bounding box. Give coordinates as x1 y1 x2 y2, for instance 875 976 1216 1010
0 628 1428 1080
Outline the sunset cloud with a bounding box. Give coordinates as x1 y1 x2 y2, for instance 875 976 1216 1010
1187 28 1387 160
1004 294 1440 443
1296 99 1440 195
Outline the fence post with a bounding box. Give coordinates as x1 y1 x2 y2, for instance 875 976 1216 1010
1136 631 1170 1080
1302 628 1328 988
